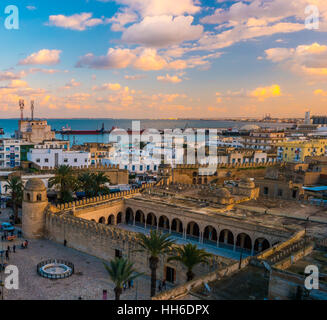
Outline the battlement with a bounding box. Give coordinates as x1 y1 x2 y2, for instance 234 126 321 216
31 163 126 172
174 161 280 170
45 210 139 242
53 183 154 212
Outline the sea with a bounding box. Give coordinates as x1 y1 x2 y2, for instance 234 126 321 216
0 118 294 145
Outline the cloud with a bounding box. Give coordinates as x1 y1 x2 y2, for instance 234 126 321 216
249 84 281 101
76 47 221 71
265 43 327 78
157 74 182 83
93 83 122 91
122 15 203 47
19 49 62 66
314 89 327 97
62 79 81 89
46 13 107 31
108 0 200 17
124 74 146 80
107 8 138 31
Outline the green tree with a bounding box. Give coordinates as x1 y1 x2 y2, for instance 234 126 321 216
104 258 141 300
168 244 213 282
93 172 110 195
136 230 175 297
78 172 110 197
78 172 94 198
5 175 23 224
49 165 77 203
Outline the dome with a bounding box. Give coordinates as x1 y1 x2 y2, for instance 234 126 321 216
25 178 46 192
216 188 231 198
240 124 261 131
239 178 255 188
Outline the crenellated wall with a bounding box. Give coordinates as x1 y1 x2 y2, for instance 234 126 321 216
44 209 232 285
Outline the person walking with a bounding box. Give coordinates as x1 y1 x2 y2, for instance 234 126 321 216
13 245 16 253
7 246 10 253
5 250 9 261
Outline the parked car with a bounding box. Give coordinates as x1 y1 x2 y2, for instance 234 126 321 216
0 222 15 232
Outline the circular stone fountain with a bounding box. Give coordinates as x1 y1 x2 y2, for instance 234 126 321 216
37 260 74 279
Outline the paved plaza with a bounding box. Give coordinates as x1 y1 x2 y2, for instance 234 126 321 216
1 237 165 300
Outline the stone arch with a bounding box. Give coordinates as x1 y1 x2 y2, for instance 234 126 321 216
146 212 157 228
203 225 218 243
108 214 115 225
236 233 252 251
26 193 31 201
117 212 122 224
186 221 200 240
171 218 183 234
37 194 42 201
254 238 270 252
99 217 106 224
135 210 145 226
197 177 202 185
158 215 170 231
219 229 234 247
192 178 196 185
125 208 134 224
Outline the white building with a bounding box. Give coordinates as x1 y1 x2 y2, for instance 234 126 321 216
27 149 91 169
0 139 21 169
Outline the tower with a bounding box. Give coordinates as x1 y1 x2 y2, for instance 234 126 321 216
31 100 34 121
22 178 48 239
19 99 24 121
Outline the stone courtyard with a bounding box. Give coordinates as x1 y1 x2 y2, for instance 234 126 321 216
1 238 162 300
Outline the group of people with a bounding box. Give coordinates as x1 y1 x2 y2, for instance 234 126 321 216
123 279 134 291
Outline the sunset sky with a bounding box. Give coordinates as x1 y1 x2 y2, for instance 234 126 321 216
0 0 327 119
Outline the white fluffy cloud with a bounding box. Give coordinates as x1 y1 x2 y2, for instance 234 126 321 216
122 15 203 47
47 13 107 31
108 0 200 17
19 49 62 66
157 74 182 83
265 43 327 77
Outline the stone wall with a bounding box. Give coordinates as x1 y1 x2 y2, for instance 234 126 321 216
44 209 231 286
268 268 327 300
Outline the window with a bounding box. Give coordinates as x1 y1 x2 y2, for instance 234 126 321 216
115 249 122 258
278 189 283 197
64 159 68 163
74 158 78 163
263 187 269 195
36 159 40 163
45 158 49 163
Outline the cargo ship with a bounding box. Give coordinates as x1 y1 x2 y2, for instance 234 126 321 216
56 124 105 135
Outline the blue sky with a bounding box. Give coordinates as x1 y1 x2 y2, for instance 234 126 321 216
0 0 327 119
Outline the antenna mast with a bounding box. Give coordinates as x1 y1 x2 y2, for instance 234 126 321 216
31 100 35 121
19 99 25 121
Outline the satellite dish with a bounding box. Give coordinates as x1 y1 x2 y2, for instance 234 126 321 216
204 282 211 293
262 261 272 272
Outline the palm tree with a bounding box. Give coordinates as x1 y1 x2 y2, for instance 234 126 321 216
168 244 213 282
78 172 94 198
49 165 77 203
78 172 110 197
93 172 110 195
104 258 141 300
136 230 175 297
5 176 23 224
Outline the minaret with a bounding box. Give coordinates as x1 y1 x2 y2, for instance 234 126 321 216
31 100 34 121
22 178 48 239
19 99 24 121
